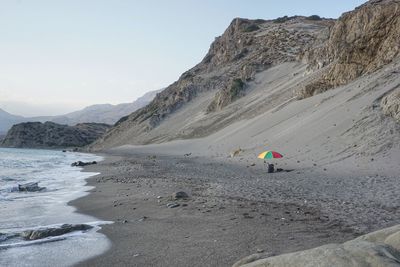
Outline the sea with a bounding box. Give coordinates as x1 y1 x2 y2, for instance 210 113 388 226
0 148 111 267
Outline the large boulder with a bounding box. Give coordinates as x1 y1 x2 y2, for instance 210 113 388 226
234 224 400 267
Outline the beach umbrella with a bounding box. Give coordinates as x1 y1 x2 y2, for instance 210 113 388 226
258 151 283 159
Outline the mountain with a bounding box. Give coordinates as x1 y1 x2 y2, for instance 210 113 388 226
1 121 111 149
0 108 26 135
51 89 162 125
90 0 400 154
0 89 160 133
90 15 333 149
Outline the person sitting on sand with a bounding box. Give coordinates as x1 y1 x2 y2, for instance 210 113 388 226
268 163 274 173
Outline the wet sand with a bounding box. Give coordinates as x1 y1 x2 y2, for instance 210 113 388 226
71 151 400 267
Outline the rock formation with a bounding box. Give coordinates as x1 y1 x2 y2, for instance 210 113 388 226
20 224 93 240
381 87 400 122
234 224 400 267
1 121 110 148
299 0 400 98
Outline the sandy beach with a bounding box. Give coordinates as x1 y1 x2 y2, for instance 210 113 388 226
72 148 400 267
71 55 400 266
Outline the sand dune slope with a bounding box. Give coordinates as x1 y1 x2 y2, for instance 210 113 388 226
110 58 400 175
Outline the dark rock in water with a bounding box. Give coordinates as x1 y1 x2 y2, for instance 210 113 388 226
71 161 97 167
172 191 189 200
62 150 67 152
20 224 93 240
276 168 284 172
18 182 46 192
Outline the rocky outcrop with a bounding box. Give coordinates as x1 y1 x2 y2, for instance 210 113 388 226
207 78 246 112
234 224 400 267
299 0 400 98
381 87 400 122
1 121 110 148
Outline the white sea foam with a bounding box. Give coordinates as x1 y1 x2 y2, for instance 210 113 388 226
0 148 111 267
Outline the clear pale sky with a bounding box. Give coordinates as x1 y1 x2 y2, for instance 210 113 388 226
0 0 367 116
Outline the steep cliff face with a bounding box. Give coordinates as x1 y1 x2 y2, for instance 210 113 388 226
1 122 110 148
299 0 400 98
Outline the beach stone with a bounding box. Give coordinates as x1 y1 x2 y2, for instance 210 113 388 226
172 191 189 200
235 224 400 267
18 182 46 192
230 148 243 158
166 202 180 208
71 161 97 167
138 216 148 222
20 224 93 240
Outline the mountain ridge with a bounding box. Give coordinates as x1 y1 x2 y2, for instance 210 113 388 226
0 89 161 134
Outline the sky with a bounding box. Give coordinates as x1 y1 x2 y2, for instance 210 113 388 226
0 0 367 117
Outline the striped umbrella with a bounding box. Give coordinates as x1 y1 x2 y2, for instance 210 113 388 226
258 151 283 159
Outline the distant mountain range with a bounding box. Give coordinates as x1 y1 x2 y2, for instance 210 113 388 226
0 89 161 135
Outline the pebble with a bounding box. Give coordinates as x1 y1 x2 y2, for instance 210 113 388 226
167 202 180 208
138 216 148 222
172 191 189 200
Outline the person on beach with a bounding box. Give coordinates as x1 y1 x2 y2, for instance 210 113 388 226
267 163 274 173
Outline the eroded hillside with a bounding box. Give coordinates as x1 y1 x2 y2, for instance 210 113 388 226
91 0 400 151
91 16 332 149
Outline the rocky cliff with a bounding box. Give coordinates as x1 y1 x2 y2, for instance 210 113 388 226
1 122 110 148
299 0 400 98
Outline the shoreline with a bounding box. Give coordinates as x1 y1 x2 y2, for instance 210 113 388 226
70 150 400 267
0 148 110 267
